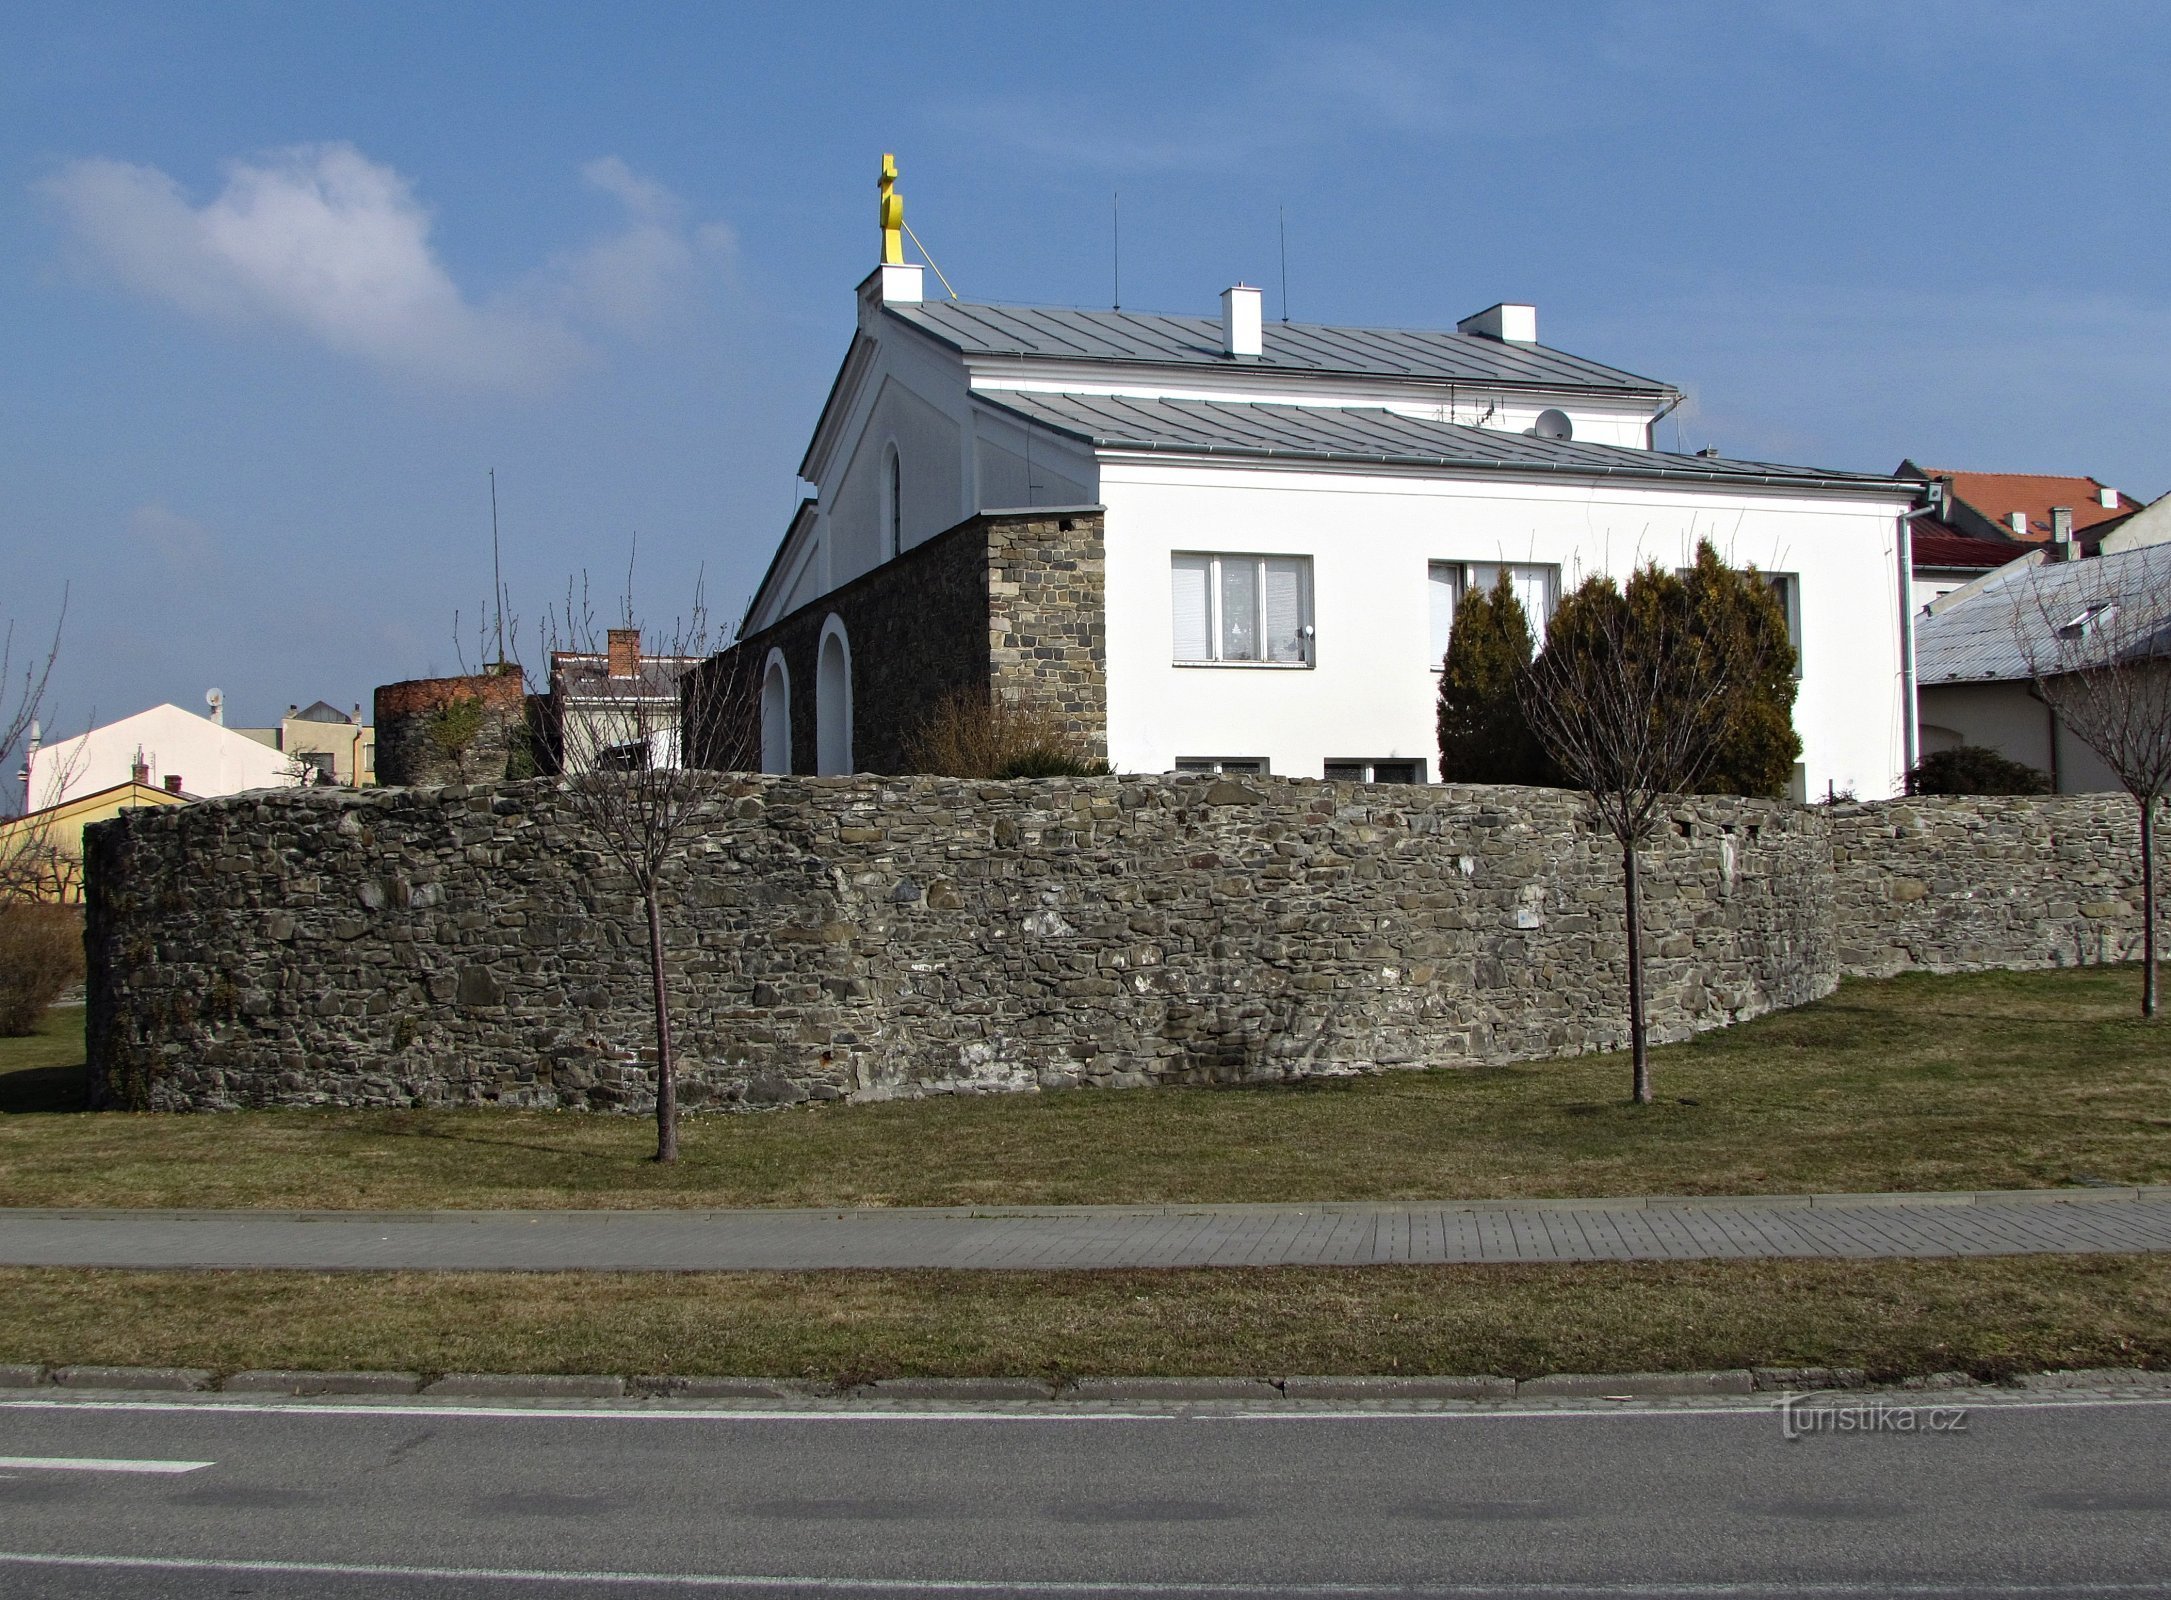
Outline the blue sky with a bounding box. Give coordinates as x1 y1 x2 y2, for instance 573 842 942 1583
4 0 2165 739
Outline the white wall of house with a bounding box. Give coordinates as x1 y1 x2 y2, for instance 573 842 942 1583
27 704 295 808
1097 460 1917 800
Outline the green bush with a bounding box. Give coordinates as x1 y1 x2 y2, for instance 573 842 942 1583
1681 542 1801 798
0 902 84 1036
1904 746 2053 796
1437 570 1553 784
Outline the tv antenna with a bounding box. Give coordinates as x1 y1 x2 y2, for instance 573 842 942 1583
1112 191 1121 310
1278 203 1290 323
488 467 506 666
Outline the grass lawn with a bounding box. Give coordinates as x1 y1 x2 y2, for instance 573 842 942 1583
2 967 2166 1210
0 1255 2163 1384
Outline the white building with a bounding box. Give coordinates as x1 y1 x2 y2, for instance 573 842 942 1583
724 162 1922 799
26 703 295 809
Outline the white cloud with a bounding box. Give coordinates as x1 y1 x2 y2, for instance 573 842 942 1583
41 145 727 391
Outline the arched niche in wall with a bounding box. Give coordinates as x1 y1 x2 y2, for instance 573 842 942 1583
760 649 792 774
815 616 853 776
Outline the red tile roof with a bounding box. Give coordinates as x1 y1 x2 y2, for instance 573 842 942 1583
1923 469 2138 541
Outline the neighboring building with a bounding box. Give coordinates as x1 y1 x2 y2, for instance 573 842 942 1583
0 780 188 903
694 158 1923 799
1914 542 2171 793
25 703 294 811
544 629 704 773
236 700 375 785
1899 462 2145 549
1910 526 2024 608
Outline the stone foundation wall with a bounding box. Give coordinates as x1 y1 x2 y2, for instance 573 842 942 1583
89 775 1830 1113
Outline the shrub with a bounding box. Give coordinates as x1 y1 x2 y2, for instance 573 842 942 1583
1905 745 2053 796
906 688 1109 779
1437 569 1554 785
0 902 84 1036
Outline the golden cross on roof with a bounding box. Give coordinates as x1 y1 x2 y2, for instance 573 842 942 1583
878 153 904 266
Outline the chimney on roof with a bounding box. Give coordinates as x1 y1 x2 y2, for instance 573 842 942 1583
2009 510 2030 537
607 627 640 679
163 774 183 795
2049 505 2078 561
1221 285 1262 358
2100 485 2119 509
1456 303 1538 344
131 749 149 786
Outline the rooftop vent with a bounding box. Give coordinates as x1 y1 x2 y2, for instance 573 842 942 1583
2009 511 2030 537
1456 303 1538 344
2100 485 2120 509
1221 285 1262 358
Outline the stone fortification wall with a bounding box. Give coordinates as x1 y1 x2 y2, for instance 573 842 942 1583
372 670 527 787
86 775 1829 1113
1826 795 2164 976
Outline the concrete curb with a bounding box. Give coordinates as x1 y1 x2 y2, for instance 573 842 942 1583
1279 1375 1515 1401
50 1365 212 1392
223 1369 423 1396
422 1373 626 1399
1517 1369 1756 1398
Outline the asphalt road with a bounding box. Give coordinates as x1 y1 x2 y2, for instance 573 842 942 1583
0 1389 2165 1597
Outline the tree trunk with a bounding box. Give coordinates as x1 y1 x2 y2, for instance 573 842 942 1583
2142 795 2159 1020
1623 836 1651 1104
644 885 679 1163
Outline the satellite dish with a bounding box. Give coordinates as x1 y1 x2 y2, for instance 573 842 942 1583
1527 408 1573 442
206 688 223 705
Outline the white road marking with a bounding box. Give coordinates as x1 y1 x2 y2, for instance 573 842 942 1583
0 1551 2166 1595
0 1456 212 1474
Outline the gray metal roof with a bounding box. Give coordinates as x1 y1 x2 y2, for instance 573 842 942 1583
891 300 1674 396
976 391 1910 493
1916 544 2171 685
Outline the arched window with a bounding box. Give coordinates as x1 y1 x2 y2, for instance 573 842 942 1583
759 650 792 774
884 442 902 560
815 616 853 776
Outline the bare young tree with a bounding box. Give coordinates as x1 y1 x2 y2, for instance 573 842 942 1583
0 592 71 903
1520 567 1778 1103
2014 547 2171 1017
538 575 751 1162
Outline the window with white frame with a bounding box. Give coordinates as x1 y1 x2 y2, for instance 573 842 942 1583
1172 554 1312 665
1173 756 1271 774
1428 561 1559 669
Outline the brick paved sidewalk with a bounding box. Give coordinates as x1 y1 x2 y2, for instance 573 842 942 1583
3 1188 2167 1272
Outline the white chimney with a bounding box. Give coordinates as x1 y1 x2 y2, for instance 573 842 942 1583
877 263 923 305
1221 284 1262 358
2099 485 2119 509
2009 510 2030 537
1456 303 1538 344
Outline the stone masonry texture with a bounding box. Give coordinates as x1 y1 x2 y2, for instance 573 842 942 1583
84 780 2165 1113
685 509 1107 775
373 670 528 788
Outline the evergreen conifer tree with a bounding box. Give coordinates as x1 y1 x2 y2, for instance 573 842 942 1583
1680 541 1801 798
1437 569 1551 785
